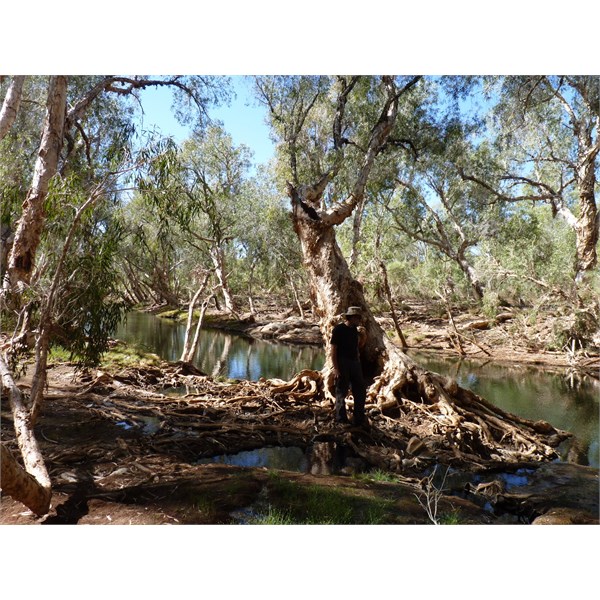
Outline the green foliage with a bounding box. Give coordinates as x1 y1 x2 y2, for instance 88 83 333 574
476 204 578 306
40 183 130 367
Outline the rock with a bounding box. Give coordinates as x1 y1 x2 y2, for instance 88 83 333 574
495 462 599 523
532 507 598 525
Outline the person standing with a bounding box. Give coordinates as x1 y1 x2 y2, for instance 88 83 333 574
330 306 367 427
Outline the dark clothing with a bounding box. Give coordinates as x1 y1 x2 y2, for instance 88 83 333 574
331 322 366 425
331 323 360 359
334 356 366 425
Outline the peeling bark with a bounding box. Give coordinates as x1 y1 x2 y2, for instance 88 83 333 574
0 355 52 515
0 75 25 141
573 159 598 280
0 444 50 516
3 75 67 295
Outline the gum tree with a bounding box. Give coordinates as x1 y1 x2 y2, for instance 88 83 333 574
463 76 599 284
0 75 230 515
255 75 567 468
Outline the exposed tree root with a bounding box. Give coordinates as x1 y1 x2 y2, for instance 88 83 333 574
1 356 573 517
78 352 571 472
363 344 571 468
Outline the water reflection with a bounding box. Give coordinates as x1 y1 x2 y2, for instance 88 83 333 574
409 351 599 468
114 311 324 381
196 446 308 471
197 442 363 475
113 313 598 468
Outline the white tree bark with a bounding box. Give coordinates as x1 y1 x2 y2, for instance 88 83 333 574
180 272 212 363
3 75 67 295
0 355 52 515
210 245 236 314
0 75 25 141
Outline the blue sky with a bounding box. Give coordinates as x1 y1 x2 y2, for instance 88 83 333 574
138 77 275 168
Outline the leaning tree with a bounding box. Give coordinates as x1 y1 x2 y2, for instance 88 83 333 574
256 75 569 468
0 75 230 515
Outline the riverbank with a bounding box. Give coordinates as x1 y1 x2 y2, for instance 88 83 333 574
154 299 600 373
1 356 597 525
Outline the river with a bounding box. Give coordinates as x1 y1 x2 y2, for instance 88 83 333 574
114 311 599 467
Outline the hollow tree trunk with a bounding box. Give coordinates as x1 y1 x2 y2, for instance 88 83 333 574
3 76 67 296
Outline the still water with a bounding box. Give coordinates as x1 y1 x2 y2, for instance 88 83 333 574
114 312 599 467
114 311 324 381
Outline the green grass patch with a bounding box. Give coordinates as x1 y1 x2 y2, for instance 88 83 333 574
249 506 295 525
155 309 185 320
260 473 393 524
355 469 399 483
48 341 161 369
101 343 161 368
438 510 462 525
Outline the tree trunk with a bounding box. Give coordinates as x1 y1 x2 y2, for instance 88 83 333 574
180 273 213 364
288 275 305 318
0 355 52 515
0 75 25 141
291 200 387 381
0 444 51 516
457 256 485 301
574 160 598 281
379 260 408 350
349 195 366 270
210 245 236 314
3 76 67 296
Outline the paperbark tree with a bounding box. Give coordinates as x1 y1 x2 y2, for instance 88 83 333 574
0 355 52 515
0 75 230 514
0 75 25 141
257 75 568 467
463 76 599 284
3 75 67 296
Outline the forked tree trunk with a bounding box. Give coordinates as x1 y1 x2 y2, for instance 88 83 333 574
181 275 214 365
210 245 236 314
293 215 387 381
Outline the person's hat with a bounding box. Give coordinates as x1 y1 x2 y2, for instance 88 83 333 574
344 306 362 317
